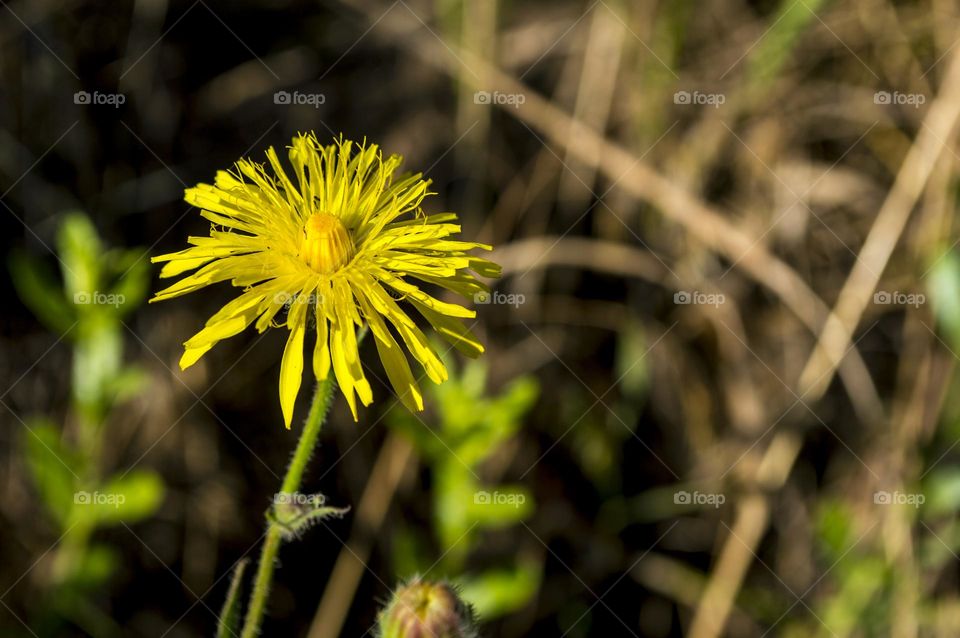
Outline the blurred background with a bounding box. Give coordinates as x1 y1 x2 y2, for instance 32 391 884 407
4 0 960 636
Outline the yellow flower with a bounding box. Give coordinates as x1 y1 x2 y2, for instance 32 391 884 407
151 133 499 427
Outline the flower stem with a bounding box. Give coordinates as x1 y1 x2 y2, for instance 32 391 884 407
240 376 335 638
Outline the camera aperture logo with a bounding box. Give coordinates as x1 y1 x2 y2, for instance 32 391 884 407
474 290 525 308
674 490 725 508
274 90 326 108
474 490 526 508
274 492 326 507
73 291 126 307
874 490 924 508
74 490 126 508
874 91 925 108
673 90 725 108
674 290 725 307
873 290 925 308
274 292 325 307
473 90 526 108
74 91 126 108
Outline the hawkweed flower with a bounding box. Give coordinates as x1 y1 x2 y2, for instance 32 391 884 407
151 133 498 427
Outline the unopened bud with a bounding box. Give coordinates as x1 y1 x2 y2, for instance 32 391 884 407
377 579 477 638
269 491 348 540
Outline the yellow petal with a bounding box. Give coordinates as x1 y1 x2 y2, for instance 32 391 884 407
412 300 484 358
373 326 423 412
313 302 331 382
330 321 359 420
278 301 308 429
179 291 265 369
352 286 424 412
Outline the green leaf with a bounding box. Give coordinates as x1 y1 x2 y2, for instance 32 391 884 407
457 563 541 620
747 0 831 90
923 468 960 516
217 559 249 638
468 485 533 528
929 250 960 352
107 248 150 316
819 556 886 635
615 320 649 401
387 411 443 460
57 212 104 303
23 418 80 525
434 464 476 563
104 365 151 404
480 376 538 436
67 544 119 589
73 470 165 526
451 376 538 466
73 317 124 421
817 499 854 560
391 525 431 577
8 248 76 334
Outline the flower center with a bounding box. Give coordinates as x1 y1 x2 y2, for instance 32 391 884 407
299 213 354 274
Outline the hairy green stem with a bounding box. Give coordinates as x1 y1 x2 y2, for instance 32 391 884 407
240 376 335 638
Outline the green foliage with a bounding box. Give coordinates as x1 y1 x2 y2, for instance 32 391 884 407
924 468 960 516
388 357 540 621
929 250 960 352
11 213 150 424
747 0 831 90
457 563 540 620
10 212 162 638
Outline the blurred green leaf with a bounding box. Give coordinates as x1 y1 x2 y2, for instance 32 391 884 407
106 248 150 315
104 365 150 404
435 462 473 552
748 0 831 90
68 544 119 589
391 525 430 578
390 352 538 583
923 468 960 516
73 319 124 421
929 250 960 351
72 470 164 526
467 485 533 528
615 320 649 402
23 418 81 526
816 499 854 559
9 248 76 335
819 556 886 636
57 212 104 304
458 563 540 620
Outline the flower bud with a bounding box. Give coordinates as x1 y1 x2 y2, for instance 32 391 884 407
377 579 477 638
